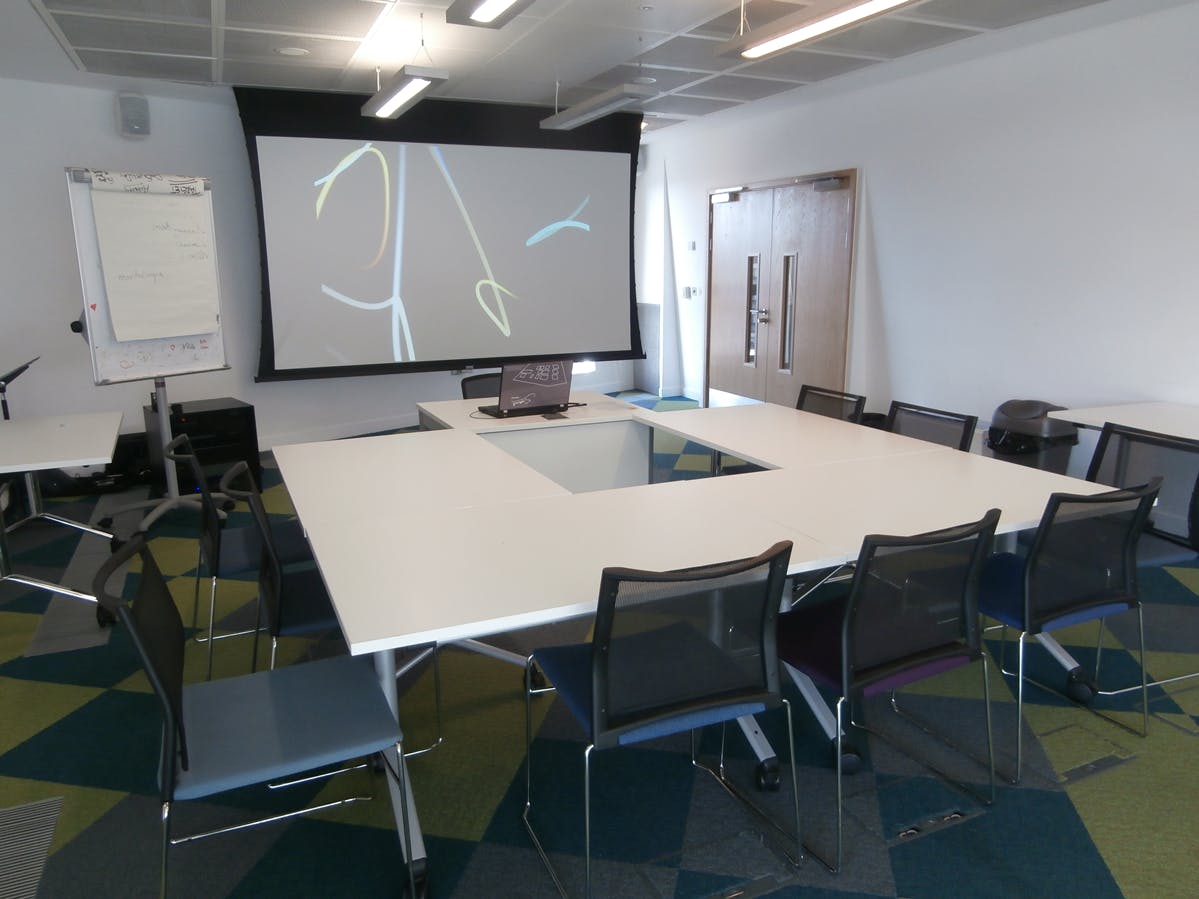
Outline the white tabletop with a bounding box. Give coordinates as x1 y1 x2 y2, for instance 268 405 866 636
1049 402 1199 442
635 403 946 469
0 411 123 474
276 401 1106 656
417 390 637 433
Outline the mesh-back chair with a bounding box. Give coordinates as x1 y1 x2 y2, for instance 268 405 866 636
164 434 231 680
1086 423 1199 564
886 401 978 451
717 384 865 476
797 384 866 423
219 461 340 670
460 372 502 400
523 542 801 897
978 480 1160 783
1086 424 1199 693
92 536 413 899
776 509 1000 871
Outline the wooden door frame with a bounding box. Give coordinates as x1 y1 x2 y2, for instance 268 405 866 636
704 168 857 407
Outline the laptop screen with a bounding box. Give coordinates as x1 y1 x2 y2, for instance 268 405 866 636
498 360 573 412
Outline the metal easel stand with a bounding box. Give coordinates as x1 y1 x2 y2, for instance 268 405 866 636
99 376 214 534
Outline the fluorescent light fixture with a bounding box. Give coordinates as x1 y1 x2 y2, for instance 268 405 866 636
445 0 537 29
361 64 449 119
540 84 656 131
720 0 919 60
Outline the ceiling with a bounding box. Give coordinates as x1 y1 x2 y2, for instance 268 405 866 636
22 0 1110 131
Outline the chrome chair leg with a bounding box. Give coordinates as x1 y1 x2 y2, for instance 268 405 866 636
583 744 594 899
160 800 170 899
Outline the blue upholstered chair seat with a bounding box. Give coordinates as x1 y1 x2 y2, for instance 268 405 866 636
979 552 1136 632
533 622 768 747
174 655 397 801
1136 531 1198 568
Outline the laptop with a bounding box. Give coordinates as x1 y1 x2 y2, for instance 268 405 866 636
477 359 573 418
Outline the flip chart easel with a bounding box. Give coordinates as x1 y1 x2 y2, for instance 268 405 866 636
65 167 229 503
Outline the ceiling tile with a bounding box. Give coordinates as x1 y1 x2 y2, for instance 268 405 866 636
910 0 1106 31
223 28 359 66
807 17 974 58
578 64 711 94
223 0 383 36
679 73 799 102
222 59 355 91
740 48 876 81
43 0 210 22
635 34 738 72
51 13 210 55
643 94 740 116
689 0 813 40
75 47 212 81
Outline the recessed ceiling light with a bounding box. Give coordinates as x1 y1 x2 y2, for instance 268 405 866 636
274 47 310 57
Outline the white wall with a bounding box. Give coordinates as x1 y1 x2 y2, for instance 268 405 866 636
0 76 632 448
639 0 1199 424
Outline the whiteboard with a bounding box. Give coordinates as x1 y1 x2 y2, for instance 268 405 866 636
66 168 228 385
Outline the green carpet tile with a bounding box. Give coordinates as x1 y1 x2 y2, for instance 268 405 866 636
3 405 1199 898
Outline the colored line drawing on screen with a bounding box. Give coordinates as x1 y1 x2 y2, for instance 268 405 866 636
526 196 591 246
313 142 416 362
429 145 515 338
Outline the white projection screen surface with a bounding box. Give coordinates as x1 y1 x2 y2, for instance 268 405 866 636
254 136 634 374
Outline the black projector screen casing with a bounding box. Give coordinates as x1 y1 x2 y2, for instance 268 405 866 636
235 88 644 382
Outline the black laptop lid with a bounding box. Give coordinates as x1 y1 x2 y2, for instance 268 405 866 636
498 360 572 413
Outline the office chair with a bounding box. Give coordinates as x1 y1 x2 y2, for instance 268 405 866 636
460 372 502 400
219 460 444 755
1087 423 1199 566
796 384 866 423
885 401 978 451
218 461 340 670
1077 424 1199 695
159 436 314 678
523 541 801 897
92 535 414 899
776 508 1000 871
978 480 1160 783
716 384 866 475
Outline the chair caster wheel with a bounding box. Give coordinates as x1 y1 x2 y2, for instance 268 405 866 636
96 605 117 628
405 857 429 899
1065 666 1097 704
833 740 862 775
755 758 781 791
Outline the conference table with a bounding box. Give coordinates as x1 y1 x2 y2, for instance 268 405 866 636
1 410 122 600
273 392 1106 882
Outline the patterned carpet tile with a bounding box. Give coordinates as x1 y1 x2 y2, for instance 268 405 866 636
3 420 1199 897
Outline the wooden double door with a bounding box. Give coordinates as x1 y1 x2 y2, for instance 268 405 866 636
706 171 856 406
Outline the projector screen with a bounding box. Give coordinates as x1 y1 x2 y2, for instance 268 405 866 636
236 89 643 381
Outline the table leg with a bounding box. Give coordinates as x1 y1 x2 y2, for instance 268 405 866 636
0 479 100 601
374 649 428 888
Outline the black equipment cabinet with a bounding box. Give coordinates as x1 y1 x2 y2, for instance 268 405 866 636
144 397 261 492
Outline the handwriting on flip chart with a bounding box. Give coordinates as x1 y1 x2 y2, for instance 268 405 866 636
89 189 221 342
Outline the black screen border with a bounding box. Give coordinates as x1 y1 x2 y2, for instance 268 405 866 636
234 87 644 382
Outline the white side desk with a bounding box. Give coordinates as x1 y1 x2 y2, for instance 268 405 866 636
1049 402 1199 441
275 400 1107 884
1 411 122 599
